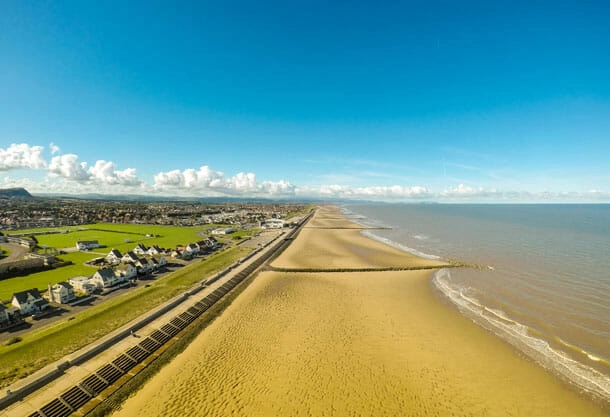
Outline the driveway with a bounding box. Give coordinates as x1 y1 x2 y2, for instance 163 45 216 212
0 242 28 264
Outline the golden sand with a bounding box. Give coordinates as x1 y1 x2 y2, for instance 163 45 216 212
111 207 607 416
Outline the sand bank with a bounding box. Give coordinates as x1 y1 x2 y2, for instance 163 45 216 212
111 207 607 416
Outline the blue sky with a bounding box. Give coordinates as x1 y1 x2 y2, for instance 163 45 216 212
1 1 609 201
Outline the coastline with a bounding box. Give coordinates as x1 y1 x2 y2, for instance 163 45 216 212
111 206 608 416
347 204 610 405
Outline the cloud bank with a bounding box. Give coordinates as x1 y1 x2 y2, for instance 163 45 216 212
1 142 609 202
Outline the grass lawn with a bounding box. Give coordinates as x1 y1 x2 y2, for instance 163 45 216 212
284 205 315 219
0 252 102 302
0 245 253 388
29 223 204 253
0 223 243 302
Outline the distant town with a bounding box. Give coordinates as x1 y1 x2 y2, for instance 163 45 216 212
0 188 308 230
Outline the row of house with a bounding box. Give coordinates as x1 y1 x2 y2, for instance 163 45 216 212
171 237 220 258
1 238 222 328
70 257 167 296
1 285 70 327
0 288 51 327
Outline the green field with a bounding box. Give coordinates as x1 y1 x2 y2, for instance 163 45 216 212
285 205 315 219
0 252 105 302
0 223 249 302
24 223 207 252
0 245 253 388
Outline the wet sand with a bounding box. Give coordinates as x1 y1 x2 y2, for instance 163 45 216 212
112 206 608 416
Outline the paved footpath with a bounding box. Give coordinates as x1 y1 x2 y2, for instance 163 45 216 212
0 229 289 417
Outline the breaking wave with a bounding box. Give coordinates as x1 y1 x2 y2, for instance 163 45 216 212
361 230 441 260
432 269 610 403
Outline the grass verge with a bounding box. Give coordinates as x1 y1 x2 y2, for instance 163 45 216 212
0 246 252 388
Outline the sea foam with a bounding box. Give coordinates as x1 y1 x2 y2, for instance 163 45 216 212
361 230 441 260
433 269 610 403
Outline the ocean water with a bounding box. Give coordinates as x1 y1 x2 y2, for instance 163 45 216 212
345 203 610 403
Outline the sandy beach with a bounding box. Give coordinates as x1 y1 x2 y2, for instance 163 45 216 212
111 206 608 416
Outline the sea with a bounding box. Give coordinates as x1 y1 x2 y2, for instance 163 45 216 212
344 203 610 403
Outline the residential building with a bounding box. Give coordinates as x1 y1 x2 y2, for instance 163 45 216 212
146 245 163 256
212 227 233 235
133 243 148 255
115 263 137 280
76 240 100 251
92 267 125 289
46 282 76 304
69 276 97 295
106 249 123 265
262 218 285 229
184 243 199 256
121 251 139 264
12 288 50 315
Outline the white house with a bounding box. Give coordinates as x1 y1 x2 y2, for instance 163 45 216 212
122 251 139 264
115 263 137 280
133 243 148 255
184 243 200 256
263 218 285 229
46 282 76 304
106 249 123 265
136 257 155 275
12 288 50 315
212 227 233 235
147 245 162 256
69 276 97 295
92 267 125 289
76 240 100 251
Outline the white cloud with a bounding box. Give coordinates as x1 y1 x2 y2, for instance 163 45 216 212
442 183 479 196
49 142 61 155
88 160 143 186
260 180 296 195
440 184 503 200
48 155 143 187
0 143 46 171
226 172 258 192
48 154 90 181
154 165 296 197
303 184 429 200
154 166 224 190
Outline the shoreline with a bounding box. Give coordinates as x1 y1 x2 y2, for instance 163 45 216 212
347 205 610 406
111 206 609 416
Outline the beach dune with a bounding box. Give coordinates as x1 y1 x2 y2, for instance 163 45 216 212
111 206 607 416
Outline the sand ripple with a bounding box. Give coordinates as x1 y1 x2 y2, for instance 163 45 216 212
112 271 606 417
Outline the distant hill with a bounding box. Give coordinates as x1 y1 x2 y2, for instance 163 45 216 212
0 187 34 199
